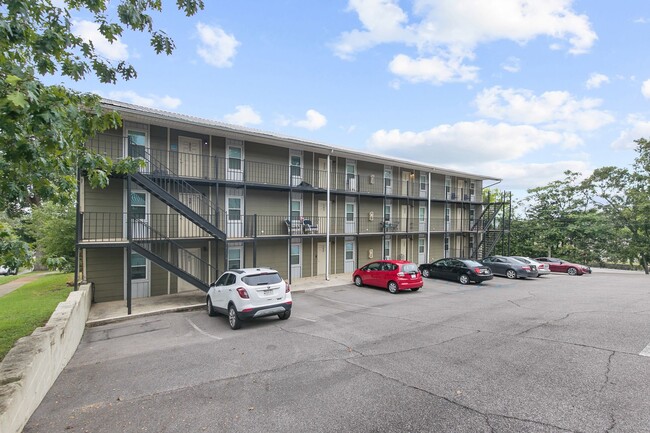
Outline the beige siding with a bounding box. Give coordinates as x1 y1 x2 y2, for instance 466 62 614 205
252 239 289 280
86 248 124 302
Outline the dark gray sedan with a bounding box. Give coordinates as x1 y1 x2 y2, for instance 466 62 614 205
480 256 539 279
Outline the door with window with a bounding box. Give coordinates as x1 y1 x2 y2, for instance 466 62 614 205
290 152 303 186
400 205 408 231
401 171 410 196
445 177 452 200
418 237 426 264
318 158 328 189
344 239 355 273
445 206 451 231
288 195 303 234
226 194 244 237
125 126 149 172
383 238 392 260
419 206 427 232
419 174 427 198
128 190 149 240
346 161 357 192
178 136 202 178
384 167 393 195
227 245 243 269
128 251 150 298
317 242 327 275
345 201 356 234
226 142 244 181
290 241 302 279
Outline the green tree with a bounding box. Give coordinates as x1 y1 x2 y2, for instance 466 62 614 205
582 139 650 274
0 0 204 211
25 202 76 271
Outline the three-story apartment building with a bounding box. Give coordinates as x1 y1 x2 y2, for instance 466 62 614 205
79 100 509 305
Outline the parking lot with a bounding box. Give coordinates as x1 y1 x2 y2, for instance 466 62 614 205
25 271 650 433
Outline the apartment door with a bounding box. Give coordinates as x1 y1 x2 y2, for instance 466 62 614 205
178 136 202 178
317 242 327 275
345 201 356 234
178 247 201 292
399 238 407 260
401 171 410 196
178 192 202 237
127 251 150 298
419 206 427 232
290 151 303 187
226 195 244 237
290 241 302 279
344 239 355 273
226 143 244 181
383 238 392 260
318 200 327 233
128 190 149 240
346 161 357 192
418 237 426 264
318 158 328 189
384 167 393 195
400 205 408 231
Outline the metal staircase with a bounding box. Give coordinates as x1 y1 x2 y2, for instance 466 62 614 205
469 193 511 259
130 144 227 241
131 218 217 292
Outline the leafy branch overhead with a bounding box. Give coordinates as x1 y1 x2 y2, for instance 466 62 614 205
0 0 204 210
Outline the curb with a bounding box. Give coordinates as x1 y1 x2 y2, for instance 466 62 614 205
86 303 205 327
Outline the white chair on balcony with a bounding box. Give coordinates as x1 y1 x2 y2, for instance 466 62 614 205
302 219 319 234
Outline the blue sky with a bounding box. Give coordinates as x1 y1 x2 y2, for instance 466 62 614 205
52 0 650 198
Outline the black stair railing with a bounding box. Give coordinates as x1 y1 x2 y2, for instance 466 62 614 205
129 143 227 240
131 218 217 292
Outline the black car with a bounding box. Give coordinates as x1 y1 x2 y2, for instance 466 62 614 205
419 258 493 285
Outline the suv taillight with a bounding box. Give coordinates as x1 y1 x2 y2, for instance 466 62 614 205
236 287 249 299
285 282 291 293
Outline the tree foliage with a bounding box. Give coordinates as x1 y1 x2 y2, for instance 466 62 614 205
0 0 204 210
25 202 76 271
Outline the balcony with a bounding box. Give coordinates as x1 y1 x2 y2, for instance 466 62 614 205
85 134 484 203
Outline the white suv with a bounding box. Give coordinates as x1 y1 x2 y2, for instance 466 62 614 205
206 268 292 330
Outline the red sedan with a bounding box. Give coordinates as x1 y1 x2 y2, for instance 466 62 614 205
353 260 423 294
534 257 592 276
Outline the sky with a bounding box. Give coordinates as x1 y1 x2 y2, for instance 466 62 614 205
49 0 650 199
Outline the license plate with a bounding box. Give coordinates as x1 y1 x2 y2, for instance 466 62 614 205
263 289 273 295
411 274 415 279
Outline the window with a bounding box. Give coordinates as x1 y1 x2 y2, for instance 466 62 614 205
228 197 241 220
418 238 425 254
242 272 282 285
290 155 302 177
345 241 354 260
444 236 449 252
384 168 392 188
384 204 392 221
227 247 241 269
127 129 146 159
290 244 300 265
346 203 355 222
291 199 302 220
420 174 427 192
131 252 146 280
228 146 242 171
419 207 426 223
130 192 146 220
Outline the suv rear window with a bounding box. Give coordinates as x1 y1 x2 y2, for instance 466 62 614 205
242 272 283 286
401 263 418 273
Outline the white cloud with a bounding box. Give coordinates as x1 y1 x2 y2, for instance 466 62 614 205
72 20 129 61
334 0 596 83
388 53 479 84
475 86 614 131
610 115 650 149
586 73 610 89
641 79 650 99
196 23 240 68
367 120 582 165
502 57 521 73
223 105 262 126
294 109 328 130
105 91 181 109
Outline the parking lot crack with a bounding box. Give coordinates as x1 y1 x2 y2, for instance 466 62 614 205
344 359 577 433
599 351 615 393
516 313 570 336
276 324 364 357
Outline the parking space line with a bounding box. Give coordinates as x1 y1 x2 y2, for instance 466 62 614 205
294 316 317 322
640 342 650 357
186 318 222 340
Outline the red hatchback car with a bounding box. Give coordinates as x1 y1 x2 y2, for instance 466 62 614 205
353 260 423 294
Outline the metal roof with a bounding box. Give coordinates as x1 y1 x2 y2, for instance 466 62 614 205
101 98 501 182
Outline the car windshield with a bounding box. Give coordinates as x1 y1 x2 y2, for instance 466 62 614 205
401 263 418 273
461 260 482 267
242 273 282 285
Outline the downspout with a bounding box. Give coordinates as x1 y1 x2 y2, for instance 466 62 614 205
427 172 431 263
325 150 332 280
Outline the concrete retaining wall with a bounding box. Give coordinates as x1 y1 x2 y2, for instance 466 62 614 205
0 283 92 433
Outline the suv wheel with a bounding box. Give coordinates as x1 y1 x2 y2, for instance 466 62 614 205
278 310 291 320
388 281 399 294
207 296 217 317
228 304 242 330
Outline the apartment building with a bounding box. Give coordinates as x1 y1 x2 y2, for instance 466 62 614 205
79 100 509 305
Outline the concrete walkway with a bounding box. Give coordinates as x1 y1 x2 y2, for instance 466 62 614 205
86 273 353 327
0 272 50 298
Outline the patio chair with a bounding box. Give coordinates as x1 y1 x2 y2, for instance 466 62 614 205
302 219 319 234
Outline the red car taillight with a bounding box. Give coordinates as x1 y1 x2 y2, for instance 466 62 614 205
236 287 249 299
522 266 531 271
397 272 405 277
285 282 291 293
474 267 481 273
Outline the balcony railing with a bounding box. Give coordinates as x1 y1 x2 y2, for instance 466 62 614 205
85 134 483 202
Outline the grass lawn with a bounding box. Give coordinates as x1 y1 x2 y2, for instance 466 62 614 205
0 273 73 361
